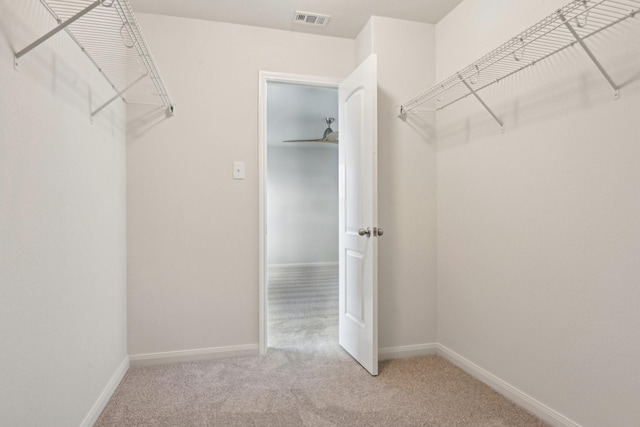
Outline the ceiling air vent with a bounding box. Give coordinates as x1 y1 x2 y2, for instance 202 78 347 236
293 11 331 27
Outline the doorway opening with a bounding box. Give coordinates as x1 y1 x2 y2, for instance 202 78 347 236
258 73 341 355
260 56 379 374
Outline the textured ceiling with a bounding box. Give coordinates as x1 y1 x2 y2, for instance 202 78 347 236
129 0 463 39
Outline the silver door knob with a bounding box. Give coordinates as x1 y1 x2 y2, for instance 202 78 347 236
358 228 371 238
376 227 384 237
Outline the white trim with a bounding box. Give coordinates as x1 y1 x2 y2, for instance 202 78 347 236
80 355 129 427
436 344 583 427
129 344 259 367
379 343 438 360
258 71 342 356
267 261 339 269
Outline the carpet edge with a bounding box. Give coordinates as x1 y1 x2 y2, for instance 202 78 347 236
436 344 583 427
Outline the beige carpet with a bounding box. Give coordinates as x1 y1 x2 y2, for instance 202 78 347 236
95 351 548 426
96 265 548 426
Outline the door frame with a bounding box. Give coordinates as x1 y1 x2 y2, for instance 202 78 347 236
258 71 342 355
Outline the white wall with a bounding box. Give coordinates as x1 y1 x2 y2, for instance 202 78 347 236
127 12 439 358
0 1 128 426
267 145 338 265
436 1 640 425
267 83 338 265
356 17 439 349
126 14 355 356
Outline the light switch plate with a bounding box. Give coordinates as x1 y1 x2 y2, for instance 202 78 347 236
233 161 245 180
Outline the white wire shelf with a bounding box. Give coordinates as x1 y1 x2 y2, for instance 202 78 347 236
15 0 174 119
399 0 640 130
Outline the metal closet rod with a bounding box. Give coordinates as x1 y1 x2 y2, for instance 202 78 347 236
14 0 174 119
398 0 640 131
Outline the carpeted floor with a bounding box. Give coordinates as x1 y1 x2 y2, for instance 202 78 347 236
95 265 549 426
95 351 548 426
267 264 339 355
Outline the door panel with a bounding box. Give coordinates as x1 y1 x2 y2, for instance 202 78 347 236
345 250 364 325
345 89 363 235
338 54 378 376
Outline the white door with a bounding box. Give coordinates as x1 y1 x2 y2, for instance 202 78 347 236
338 54 379 376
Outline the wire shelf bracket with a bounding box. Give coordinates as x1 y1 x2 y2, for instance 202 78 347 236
458 73 505 132
91 72 146 119
398 0 640 130
14 0 174 120
558 9 620 99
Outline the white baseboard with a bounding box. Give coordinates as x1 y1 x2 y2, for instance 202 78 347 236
80 355 129 427
129 344 259 367
268 262 339 269
436 344 582 427
379 343 438 360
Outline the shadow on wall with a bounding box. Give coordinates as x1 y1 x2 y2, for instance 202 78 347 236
437 64 640 150
398 109 437 143
379 88 437 144
435 23 640 151
0 1 49 52
2 1 129 127
11 46 92 121
126 105 172 141
0 3 14 50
